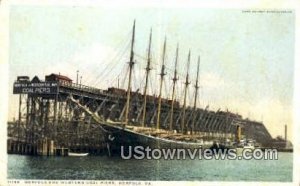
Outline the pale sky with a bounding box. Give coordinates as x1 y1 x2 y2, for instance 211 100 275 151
9 6 295 140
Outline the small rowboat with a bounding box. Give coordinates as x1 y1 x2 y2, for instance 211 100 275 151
68 152 89 157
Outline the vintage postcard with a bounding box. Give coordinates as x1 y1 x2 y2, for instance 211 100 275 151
0 0 299 185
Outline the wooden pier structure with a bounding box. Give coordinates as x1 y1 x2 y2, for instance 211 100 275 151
8 72 274 156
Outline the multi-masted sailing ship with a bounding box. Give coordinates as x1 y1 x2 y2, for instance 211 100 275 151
67 20 275 154
68 20 237 154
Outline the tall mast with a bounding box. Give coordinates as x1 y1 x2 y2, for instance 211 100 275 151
169 44 179 131
142 28 152 127
125 20 136 125
192 56 200 135
181 50 191 134
156 37 167 130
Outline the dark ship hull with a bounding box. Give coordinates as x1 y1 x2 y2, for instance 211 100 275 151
101 123 211 155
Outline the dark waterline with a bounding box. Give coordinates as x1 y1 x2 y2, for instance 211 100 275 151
8 153 293 181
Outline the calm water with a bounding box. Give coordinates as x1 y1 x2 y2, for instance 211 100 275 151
8 153 293 181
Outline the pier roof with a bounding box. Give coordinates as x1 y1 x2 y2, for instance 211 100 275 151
46 73 72 82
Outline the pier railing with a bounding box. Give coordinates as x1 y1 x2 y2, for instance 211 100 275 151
58 81 124 100
59 81 104 94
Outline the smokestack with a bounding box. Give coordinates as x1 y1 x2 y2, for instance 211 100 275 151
284 124 287 141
